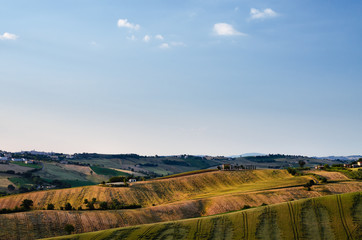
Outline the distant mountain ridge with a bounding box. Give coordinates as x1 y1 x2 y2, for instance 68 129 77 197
315 155 362 161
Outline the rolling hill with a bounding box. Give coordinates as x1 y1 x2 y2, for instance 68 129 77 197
43 191 362 240
0 169 360 239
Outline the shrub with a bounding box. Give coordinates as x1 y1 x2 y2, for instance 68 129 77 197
47 203 55 210
242 205 251 210
20 199 33 210
99 201 108 210
64 203 72 210
64 224 75 235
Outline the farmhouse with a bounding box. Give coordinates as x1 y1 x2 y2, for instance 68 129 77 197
128 179 137 183
357 159 362 166
12 158 26 162
314 165 324 170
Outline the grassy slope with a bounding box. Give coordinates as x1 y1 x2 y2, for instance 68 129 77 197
0 170 360 239
44 191 362 240
0 170 311 210
0 181 361 240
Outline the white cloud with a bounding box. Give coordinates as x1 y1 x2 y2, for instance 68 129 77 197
213 23 246 36
143 35 151 42
159 43 169 49
90 41 97 46
0 32 18 40
127 35 137 41
117 19 140 30
155 34 164 40
171 41 186 47
250 8 278 20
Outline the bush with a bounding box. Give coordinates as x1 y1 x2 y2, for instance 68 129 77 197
20 199 33 210
64 203 72 210
287 167 297 175
242 205 251 210
64 224 75 235
99 201 108 210
47 203 55 210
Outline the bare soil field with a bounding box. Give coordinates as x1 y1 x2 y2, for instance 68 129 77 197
305 170 351 181
0 163 33 173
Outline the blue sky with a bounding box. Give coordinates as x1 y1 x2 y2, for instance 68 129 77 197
1 0 361 156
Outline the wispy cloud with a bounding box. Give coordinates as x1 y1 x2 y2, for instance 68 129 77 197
250 8 278 20
155 34 164 40
0 32 18 40
117 19 140 30
171 41 186 47
213 23 246 36
143 35 151 42
159 43 169 49
127 35 137 41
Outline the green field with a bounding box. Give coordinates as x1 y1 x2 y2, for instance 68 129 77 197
43 191 362 240
90 166 130 176
8 177 34 187
11 161 42 169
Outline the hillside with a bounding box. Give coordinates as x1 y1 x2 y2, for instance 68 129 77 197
0 170 361 239
0 170 315 210
44 191 362 240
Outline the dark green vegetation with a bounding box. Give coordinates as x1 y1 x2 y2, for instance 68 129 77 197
43 192 362 240
90 166 129 176
11 161 42 169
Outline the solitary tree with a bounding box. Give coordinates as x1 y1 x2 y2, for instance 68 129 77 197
64 202 72 210
20 199 33 210
47 203 55 210
99 201 108 210
7 184 15 191
64 224 75 235
298 160 306 168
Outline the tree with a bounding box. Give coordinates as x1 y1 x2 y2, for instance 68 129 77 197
64 202 72 210
20 199 33 210
298 160 306 168
47 203 55 210
83 199 89 204
7 184 15 191
64 224 75 235
99 201 108 210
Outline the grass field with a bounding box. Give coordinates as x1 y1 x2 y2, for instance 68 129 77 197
90 166 129 176
0 163 33 173
11 161 42 169
0 181 360 239
0 170 360 239
0 170 313 210
42 191 361 240
154 169 218 180
33 162 109 187
0 174 16 192
8 177 34 187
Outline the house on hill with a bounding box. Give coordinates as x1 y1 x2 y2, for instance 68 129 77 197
128 179 137 183
12 158 26 162
357 159 362 167
314 165 324 170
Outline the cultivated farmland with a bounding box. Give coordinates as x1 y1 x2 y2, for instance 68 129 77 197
43 192 362 240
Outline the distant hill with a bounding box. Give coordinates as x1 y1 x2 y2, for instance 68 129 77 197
315 155 362 161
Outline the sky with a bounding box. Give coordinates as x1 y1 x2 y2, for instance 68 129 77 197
1 0 362 156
